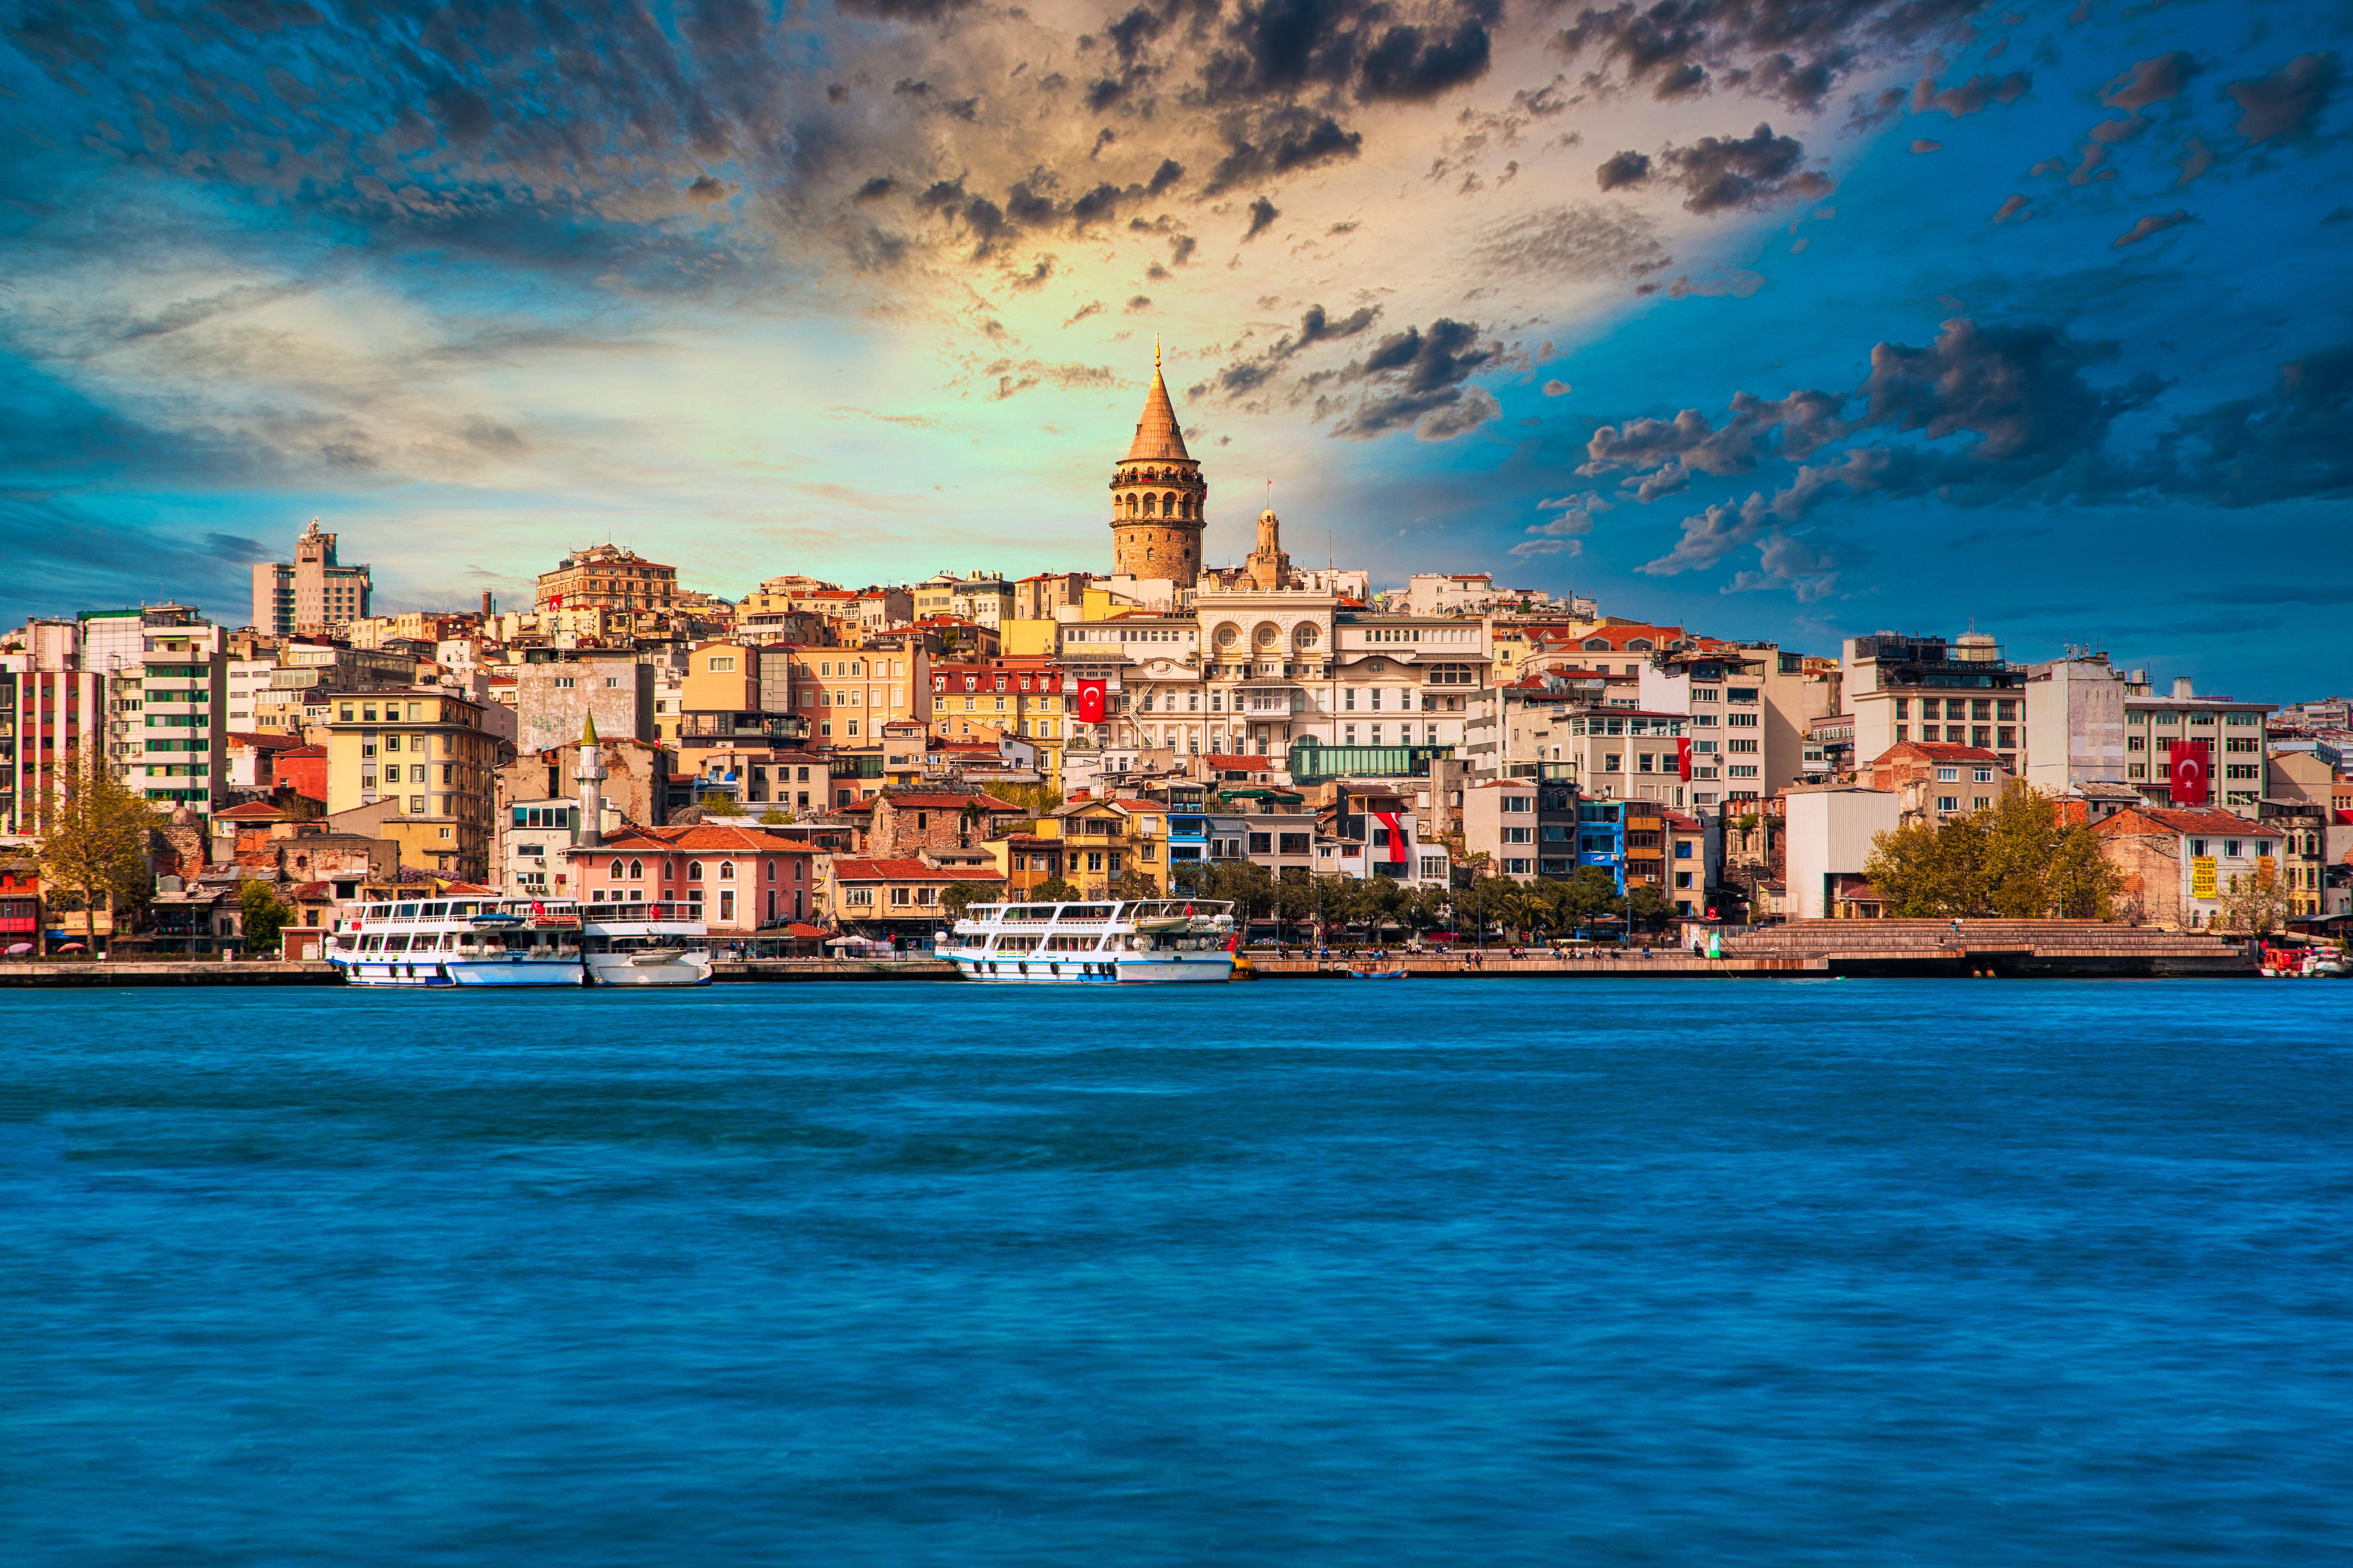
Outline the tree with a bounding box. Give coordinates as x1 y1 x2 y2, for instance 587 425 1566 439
1864 783 2117 918
1031 875 1081 902
36 752 157 956
1626 885 1677 931
2218 863 2292 936
991 781 1064 817
758 810 791 825
939 880 990 922
237 879 292 955
1109 868 1159 901
701 792 745 817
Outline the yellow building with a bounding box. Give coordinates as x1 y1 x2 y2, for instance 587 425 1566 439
784 643 930 744
929 657 1071 786
1039 795 1168 896
324 688 497 881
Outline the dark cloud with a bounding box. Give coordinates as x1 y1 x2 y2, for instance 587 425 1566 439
1658 124 1832 214
1357 18 1495 103
1592 317 2183 594
1243 195 1280 239
1203 107 1363 194
1324 317 1503 439
2101 51 2196 111
852 176 897 203
1203 302 1384 397
1556 0 1982 112
1199 0 1496 109
2225 53 2340 144
2157 341 2353 506
1595 149 1652 190
1910 63 2032 117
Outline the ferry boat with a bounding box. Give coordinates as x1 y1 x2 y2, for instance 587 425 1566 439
328 896 711 988
942 899 1237 984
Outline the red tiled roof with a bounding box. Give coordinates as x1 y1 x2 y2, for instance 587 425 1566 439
213 802 289 821
2096 806 2284 839
881 792 1023 811
225 731 307 751
582 825 815 854
1202 753 1271 770
1869 742 2006 766
826 857 1006 881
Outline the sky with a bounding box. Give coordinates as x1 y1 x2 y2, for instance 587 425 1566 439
2 0 2348 697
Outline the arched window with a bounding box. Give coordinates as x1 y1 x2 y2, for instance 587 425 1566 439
1162 493 1176 518
628 859 643 880
766 859 777 881
719 861 735 880
688 861 703 881
1143 493 1158 516
609 859 623 878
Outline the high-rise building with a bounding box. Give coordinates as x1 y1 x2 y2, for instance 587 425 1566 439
250 518 373 633
2 620 104 835
82 604 230 814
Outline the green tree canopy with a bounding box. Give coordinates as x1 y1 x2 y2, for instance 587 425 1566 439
37 752 157 953
238 879 293 954
1863 784 2118 918
1031 875 1081 902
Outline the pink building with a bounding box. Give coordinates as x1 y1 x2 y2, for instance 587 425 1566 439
567 823 817 933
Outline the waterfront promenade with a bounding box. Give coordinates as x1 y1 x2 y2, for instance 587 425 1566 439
0 918 2266 985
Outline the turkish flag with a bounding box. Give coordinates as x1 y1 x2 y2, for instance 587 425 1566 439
1677 736 1693 781
1074 679 1108 725
2168 739 2210 806
1374 810 1406 864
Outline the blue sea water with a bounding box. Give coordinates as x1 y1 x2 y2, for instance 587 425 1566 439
2 978 2348 1565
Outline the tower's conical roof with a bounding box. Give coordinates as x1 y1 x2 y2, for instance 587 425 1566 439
1123 342 1192 463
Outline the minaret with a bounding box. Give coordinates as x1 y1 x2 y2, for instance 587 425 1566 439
575 712 607 848
1109 339 1206 582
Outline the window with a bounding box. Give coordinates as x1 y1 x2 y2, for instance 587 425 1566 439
1936 766 1959 782
609 859 624 878
1973 767 1993 783
719 861 735 879
629 859 643 880
689 861 703 880
1937 796 1958 813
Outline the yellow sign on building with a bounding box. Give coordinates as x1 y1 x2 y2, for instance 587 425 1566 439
2191 856 2218 899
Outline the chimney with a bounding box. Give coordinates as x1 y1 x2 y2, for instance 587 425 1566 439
2171 675 2195 700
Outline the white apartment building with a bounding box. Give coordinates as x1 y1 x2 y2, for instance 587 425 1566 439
82 605 229 814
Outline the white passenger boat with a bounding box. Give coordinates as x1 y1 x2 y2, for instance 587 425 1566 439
942 899 1237 984
328 896 710 988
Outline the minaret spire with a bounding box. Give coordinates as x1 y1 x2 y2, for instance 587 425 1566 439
574 712 608 849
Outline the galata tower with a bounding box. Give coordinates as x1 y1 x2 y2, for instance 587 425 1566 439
1109 341 1205 581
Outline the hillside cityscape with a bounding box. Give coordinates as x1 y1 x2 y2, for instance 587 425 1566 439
4 354 2348 956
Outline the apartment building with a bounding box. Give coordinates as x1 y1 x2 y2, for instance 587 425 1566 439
1844 631 2027 778
1863 741 2013 826
323 687 497 880
82 604 229 814
534 543 678 615
2121 675 2272 816
250 518 373 634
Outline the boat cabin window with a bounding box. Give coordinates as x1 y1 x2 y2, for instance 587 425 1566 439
362 934 385 952
424 902 448 918
395 903 419 919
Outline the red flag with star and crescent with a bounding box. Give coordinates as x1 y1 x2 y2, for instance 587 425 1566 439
2168 740 2210 806
1075 679 1108 725
1677 737 1693 781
